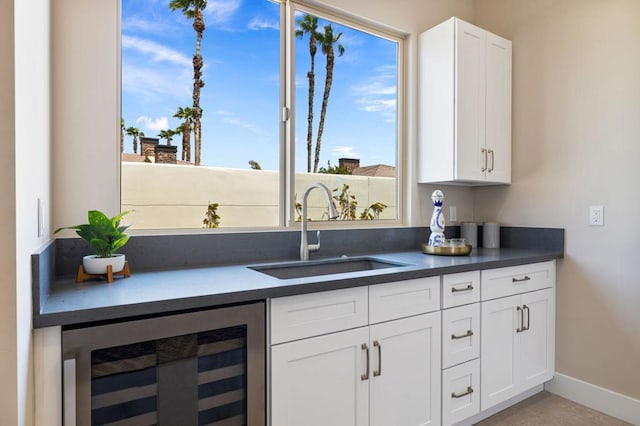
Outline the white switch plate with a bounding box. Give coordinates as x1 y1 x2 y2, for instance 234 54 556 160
449 206 457 222
589 205 604 226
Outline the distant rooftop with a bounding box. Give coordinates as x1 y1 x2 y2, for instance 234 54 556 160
352 164 396 178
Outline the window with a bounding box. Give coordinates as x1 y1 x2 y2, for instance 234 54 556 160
120 0 402 230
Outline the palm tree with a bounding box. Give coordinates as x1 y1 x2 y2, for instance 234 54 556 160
125 126 143 154
295 14 319 173
120 118 125 153
158 129 176 146
314 25 345 173
169 0 207 166
173 106 194 162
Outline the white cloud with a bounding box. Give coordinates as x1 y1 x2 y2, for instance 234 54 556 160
122 17 168 33
136 116 169 132
122 35 192 68
248 16 279 31
331 146 359 158
350 71 397 122
205 0 241 24
353 81 396 97
357 98 396 112
216 110 267 136
122 63 191 102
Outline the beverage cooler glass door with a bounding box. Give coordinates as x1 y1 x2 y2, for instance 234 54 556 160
63 302 265 426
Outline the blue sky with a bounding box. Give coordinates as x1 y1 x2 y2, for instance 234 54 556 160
121 0 398 171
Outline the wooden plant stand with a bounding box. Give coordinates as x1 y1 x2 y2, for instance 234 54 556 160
76 261 131 284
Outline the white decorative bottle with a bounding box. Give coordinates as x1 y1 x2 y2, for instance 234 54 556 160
428 190 446 246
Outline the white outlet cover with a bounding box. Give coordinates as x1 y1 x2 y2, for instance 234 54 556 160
589 205 604 226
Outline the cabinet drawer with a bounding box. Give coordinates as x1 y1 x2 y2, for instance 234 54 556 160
442 303 480 368
442 358 480 426
270 287 368 344
442 271 480 308
481 261 555 301
369 276 440 324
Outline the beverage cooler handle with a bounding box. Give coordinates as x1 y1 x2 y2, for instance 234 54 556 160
63 355 77 426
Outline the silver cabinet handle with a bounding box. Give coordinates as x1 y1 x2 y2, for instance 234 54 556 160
451 284 474 293
512 276 531 283
451 386 474 399
373 340 382 377
361 343 370 381
488 149 495 172
523 305 530 331
481 148 487 172
451 330 474 340
63 356 77 426
516 306 523 333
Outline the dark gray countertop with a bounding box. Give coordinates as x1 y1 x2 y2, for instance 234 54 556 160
34 247 562 328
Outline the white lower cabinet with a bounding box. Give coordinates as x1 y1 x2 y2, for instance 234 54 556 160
271 327 370 426
481 287 555 410
270 261 556 426
369 313 441 426
271 279 441 426
442 358 481 426
271 312 441 426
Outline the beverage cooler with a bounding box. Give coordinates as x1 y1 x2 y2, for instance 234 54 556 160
62 302 266 425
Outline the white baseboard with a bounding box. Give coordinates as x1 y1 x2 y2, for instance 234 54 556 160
545 373 640 425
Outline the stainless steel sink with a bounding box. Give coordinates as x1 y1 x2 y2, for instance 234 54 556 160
249 257 408 280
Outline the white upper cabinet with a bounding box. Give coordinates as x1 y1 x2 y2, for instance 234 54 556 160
418 17 512 185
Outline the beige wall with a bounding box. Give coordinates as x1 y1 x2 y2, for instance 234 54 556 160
0 0 18 423
15 0 53 424
475 0 640 399
2 0 53 424
52 0 121 228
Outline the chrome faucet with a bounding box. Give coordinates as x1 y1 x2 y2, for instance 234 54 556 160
300 183 339 260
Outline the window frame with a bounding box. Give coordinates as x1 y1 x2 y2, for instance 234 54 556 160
282 0 406 229
118 0 406 232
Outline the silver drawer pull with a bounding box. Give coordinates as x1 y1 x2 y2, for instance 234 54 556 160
516 306 523 333
451 330 474 340
373 340 382 377
361 343 370 381
451 284 474 293
512 276 531 283
451 386 474 399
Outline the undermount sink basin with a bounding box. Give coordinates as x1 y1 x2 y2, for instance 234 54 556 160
249 257 408 280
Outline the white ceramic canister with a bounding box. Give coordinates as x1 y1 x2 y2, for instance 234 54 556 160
460 222 478 248
482 222 501 248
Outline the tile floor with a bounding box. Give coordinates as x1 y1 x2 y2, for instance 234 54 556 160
476 392 632 425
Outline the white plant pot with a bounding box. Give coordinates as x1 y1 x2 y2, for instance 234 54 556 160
83 254 126 275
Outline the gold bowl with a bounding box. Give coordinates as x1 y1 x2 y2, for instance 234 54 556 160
421 243 472 256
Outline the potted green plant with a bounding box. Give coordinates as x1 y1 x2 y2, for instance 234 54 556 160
54 210 131 274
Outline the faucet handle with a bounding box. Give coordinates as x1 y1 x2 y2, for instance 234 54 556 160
308 230 321 252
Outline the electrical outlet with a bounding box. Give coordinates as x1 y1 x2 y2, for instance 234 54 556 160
449 206 457 222
589 205 604 226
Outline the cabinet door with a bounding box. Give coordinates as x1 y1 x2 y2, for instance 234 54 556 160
481 294 521 410
455 18 486 182
369 312 441 426
442 359 481 426
271 327 370 426
485 32 512 183
520 288 555 389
